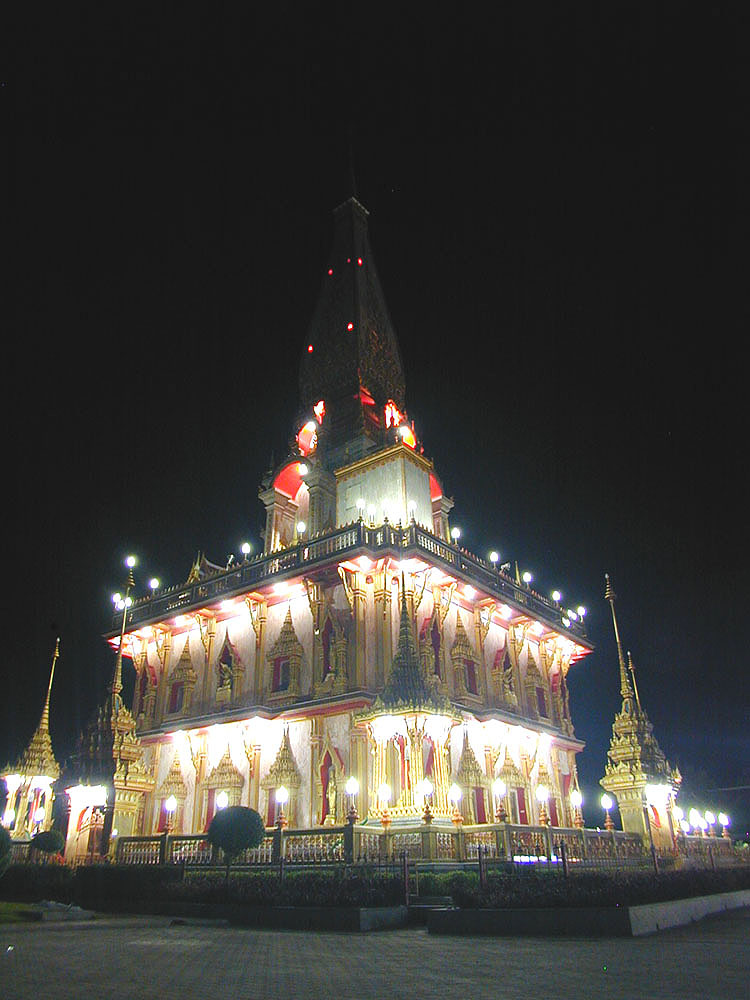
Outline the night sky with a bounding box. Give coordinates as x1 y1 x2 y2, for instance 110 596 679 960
6 6 749 833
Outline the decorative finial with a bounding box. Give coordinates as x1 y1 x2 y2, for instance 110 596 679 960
604 574 634 704
627 650 643 712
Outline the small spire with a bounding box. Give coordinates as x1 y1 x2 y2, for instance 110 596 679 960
604 574 635 704
39 637 60 734
10 639 61 780
627 650 643 713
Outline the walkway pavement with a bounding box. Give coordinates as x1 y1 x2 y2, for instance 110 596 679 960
2 907 747 999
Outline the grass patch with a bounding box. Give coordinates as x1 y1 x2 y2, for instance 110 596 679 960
0 901 41 924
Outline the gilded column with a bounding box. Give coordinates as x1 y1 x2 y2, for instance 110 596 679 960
352 571 367 689
154 630 172 723
198 614 217 710
373 571 393 688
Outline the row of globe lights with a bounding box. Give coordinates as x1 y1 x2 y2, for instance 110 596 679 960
111 543 258 608
599 793 731 838
677 806 731 838
450 529 589 624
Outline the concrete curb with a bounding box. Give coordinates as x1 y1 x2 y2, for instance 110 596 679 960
78 900 409 932
427 889 750 937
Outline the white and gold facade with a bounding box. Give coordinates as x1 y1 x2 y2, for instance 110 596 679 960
51 197 593 859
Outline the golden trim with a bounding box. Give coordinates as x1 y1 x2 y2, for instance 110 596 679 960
334 443 433 482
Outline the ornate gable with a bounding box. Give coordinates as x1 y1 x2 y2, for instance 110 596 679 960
206 747 244 791
450 610 481 698
261 726 302 792
266 606 303 704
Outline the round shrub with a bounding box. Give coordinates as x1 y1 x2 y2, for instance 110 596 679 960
208 806 266 867
31 829 65 855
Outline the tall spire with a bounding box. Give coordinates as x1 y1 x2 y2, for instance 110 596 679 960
604 573 635 707
299 198 406 464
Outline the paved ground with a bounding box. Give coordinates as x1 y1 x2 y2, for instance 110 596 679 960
2 908 748 1000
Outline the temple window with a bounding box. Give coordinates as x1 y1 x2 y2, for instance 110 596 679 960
536 687 548 718
431 619 441 677
465 658 478 695
167 682 184 715
473 786 488 824
321 618 333 677
548 797 560 827
515 787 528 825
272 656 290 692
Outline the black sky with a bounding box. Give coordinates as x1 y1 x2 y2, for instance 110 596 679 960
6 5 749 831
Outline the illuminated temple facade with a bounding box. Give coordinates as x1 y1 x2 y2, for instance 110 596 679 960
61 198 594 859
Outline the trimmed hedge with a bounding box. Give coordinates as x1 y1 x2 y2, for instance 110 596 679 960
1 862 748 911
0 864 402 909
445 867 750 909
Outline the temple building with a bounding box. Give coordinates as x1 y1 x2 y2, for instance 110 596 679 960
8 198 597 860
600 575 681 852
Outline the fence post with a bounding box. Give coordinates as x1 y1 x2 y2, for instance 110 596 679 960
421 823 436 861
344 816 355 864
272 824 283 864
402 852 410 907
452 827 466 862
158 832 168 865
559 839 568 879
543 824 554 860
478 845 486 888
580 828 587 860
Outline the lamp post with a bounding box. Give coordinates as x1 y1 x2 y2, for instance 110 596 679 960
275 785 289 829
492 778 507 822
536 784 550 826
448 783 463 826
601 793 614 831
570 788 584 828
704 811 716 837
718 812 730 839
345 776 359 823
417 778 434 824
377 783 391 829
164 795 177 834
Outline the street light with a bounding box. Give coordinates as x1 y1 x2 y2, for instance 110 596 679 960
492 778 507 822
345 776 359 822
451 527 461 543
718 812 730 839
275 785 289 828
377 783 391 829
215 790 229 810
241 541 252 560
535 784 550 826
164 795 177 834
601 793 614 831
448 783 463 826
417 778 434 823
570 788 584 828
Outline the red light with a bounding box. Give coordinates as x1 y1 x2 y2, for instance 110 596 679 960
347 322 354 331
347 257 351 263
327 268 333 275
307 344 314 353
357 258 363 266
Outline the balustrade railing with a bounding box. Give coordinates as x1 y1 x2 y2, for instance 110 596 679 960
113 520 587 642
22 821 745 872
